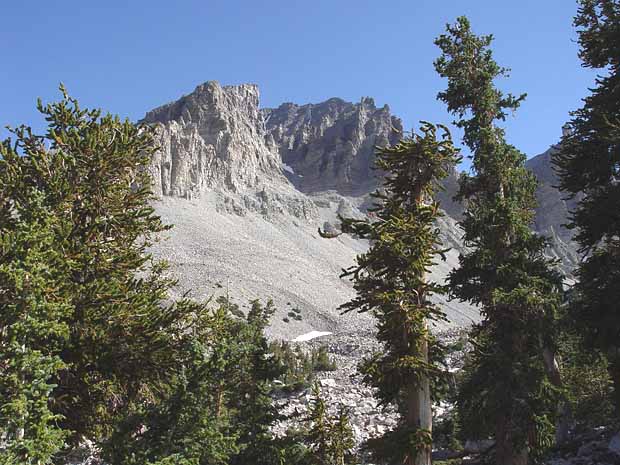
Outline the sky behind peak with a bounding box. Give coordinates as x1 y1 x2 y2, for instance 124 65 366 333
1 0 598 166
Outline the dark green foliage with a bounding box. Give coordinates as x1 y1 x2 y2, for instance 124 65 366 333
432 413 464 453
312 346 337 372
104 299 289 465
558 330 615 430
0 206 70 463
217 295 245 318
304 383 356 465
552 0 620 414
435 17 563 462
269 343 337 392
287 308 304 321
0 87 211 448
102 309 240 465
331 122 460 464
0 90 296 464
0 88 216 460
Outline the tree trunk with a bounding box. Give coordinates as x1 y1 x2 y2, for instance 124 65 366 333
608 348 620 416
405 319 432 465
542 346 571 445
495 414 529 465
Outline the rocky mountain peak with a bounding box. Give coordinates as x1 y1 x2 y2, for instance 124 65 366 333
143 81 286 199
144 81 261 127
262 96 403 195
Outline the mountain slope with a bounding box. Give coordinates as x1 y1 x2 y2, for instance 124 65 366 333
144 81 576 337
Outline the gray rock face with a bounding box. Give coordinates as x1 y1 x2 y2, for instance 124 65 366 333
143 82 480 338
144 81 285 197
143 81 317 219
262 97 403 195
525 147 581 272
262 96 578 269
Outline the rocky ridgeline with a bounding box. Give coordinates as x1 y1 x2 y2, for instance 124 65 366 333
144 81 578 272
262 97 402 196
143 81 317 219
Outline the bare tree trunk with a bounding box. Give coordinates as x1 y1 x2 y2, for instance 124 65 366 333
405 319 432 465
542 346 571 445
495 331 529 465
495 414 529 465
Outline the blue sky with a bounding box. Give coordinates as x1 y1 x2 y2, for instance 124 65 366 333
1 1 597 165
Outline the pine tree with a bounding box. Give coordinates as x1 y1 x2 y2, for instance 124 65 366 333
552 0 620 415
102 307 241 465
230 300 287 465
306 383 332 465
325 122 460 465
0 88 210 455
434 17 564 464
327 407 355 465
305 383 356 465
0 197 70 464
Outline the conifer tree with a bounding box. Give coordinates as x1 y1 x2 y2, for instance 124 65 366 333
230 299 288 465
0 88 211 456
324 122 460 465
435 17 564 464
305 383 355 465
552 0 620 415
103 306 241 465
0 199 70 464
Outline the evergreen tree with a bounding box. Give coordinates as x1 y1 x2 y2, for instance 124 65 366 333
0 198 70 464
305 383 356 465
0 88 211 458
102 307 241 465
230 300 287 465
325 122 460 465
434 17 564 464
552 0 620 415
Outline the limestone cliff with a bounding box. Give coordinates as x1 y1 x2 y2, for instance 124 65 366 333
143 81 316 219
526 147 580 271
262 97 402 195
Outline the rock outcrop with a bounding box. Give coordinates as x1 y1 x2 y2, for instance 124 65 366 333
143 81 317 219
526 147 581 271
144 81 284 197
143 82 481 338
143 81 578 338
262 97 402 195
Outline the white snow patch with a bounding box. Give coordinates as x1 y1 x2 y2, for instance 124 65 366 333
292 331 332 342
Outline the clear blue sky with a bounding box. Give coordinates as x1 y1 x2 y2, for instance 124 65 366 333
1 0 597 164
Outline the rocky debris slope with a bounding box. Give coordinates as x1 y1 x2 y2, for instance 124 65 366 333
271 330 468 461
547 429 620 465
144 80 580 337
144 82 479 337
150 194 479 340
